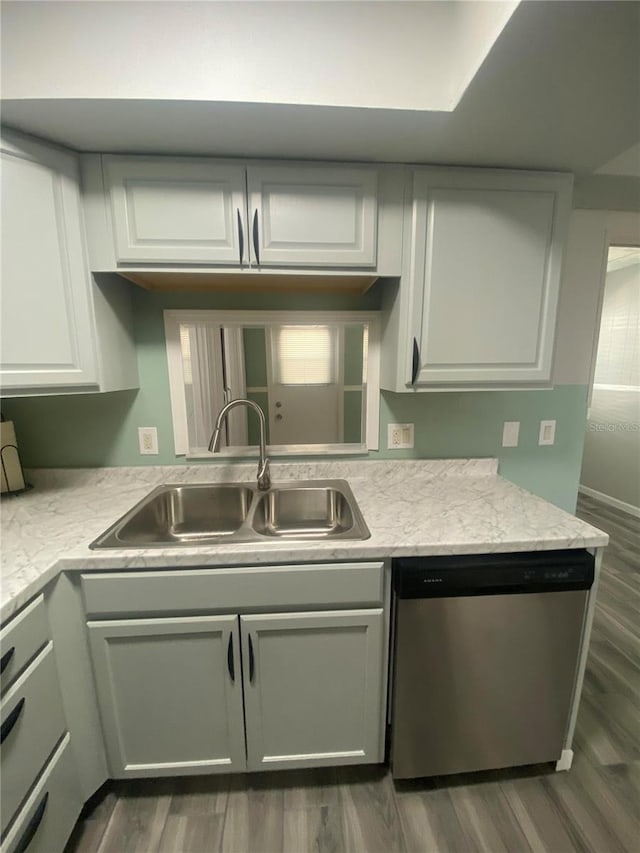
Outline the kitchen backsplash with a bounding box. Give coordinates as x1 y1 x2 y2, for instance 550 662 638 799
2 285 589 514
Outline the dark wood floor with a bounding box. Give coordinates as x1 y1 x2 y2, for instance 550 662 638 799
65 495 640 853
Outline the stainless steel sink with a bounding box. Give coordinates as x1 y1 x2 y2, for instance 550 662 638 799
252 486 358 538
90 484 254 548
90 480 369 548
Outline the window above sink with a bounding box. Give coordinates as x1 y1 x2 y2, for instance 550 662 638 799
164 310 381 458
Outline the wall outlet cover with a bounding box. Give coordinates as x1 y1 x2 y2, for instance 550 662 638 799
539 419 556 446
387 423 414 449
138 426 159 455
502 421 520 448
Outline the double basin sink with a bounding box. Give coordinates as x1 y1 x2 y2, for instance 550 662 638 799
90 479 370 549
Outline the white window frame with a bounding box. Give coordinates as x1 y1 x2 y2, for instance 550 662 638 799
164 310 381 457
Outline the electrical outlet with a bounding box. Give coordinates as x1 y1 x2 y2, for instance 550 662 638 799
138 427 159 455
502 421 520 448
387 423 414 449
539 420 556 446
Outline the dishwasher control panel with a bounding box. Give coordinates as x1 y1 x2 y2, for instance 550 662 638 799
393 549 595 598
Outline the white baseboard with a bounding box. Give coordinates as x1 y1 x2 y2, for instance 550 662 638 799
555 749 574 772
578 485 640 519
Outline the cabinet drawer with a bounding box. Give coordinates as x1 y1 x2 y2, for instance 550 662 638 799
1 734 83 853
1 644 67 834
81 562 385 617
0 596 49 691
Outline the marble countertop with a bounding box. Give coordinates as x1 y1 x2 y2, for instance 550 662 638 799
0 458 608 621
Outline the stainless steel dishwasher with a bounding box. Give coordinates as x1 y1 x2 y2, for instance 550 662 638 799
390 549 594 779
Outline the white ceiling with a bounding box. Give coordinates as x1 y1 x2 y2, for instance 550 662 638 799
1 0 639 182
0 1 518 112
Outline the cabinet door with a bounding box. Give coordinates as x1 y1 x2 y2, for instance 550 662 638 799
104 156 247 264
408 169 572 385
241 609 385 771
0 132 98 389
247 165 378 267
88 615 246 777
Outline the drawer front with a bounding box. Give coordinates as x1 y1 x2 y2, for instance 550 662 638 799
1 734 83 853
1 644 67 834
0 596 49 691
81 562 385 617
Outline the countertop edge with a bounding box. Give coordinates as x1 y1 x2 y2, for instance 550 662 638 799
1 533 609 624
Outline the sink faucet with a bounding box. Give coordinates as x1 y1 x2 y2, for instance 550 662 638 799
208 399 271 491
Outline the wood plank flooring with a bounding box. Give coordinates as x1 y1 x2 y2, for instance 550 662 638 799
65 496 640 853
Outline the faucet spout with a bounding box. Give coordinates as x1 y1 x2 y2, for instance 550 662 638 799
208 399 271 491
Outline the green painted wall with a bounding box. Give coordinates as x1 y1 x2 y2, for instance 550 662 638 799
380 386 589 512
242 327 268 388
1 286 589 513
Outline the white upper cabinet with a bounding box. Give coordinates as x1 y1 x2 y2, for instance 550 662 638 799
85 157 392 273
1 132 99 390
246 165 378 267
385 168 573 389
1 131 138 396
104 157 247 264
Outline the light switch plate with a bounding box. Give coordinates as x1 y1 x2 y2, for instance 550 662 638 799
502 421 520 448
388 423 414 449
539 420 556 446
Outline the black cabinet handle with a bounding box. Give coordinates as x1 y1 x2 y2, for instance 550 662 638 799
248 635 255 683
252 209 260 265
227 633 235 683
1 697 25 744
237 209 244 265
411 338 420 385
0 646 15 675
14 791 48 853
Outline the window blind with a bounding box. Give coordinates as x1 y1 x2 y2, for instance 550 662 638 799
275 326 336 385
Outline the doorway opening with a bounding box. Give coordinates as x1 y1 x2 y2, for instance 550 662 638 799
579 245 640 520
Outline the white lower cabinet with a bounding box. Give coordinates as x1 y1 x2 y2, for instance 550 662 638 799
1 735 83 853
0 645 68 832
241 609 384 771
87 604 386 778
0 594 83 853
88 615 246 777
